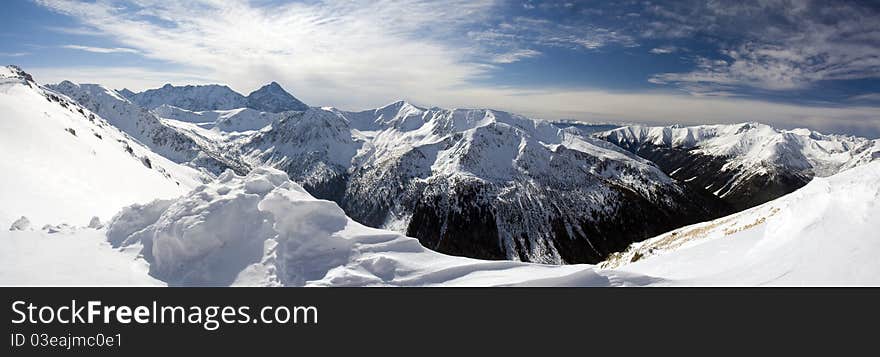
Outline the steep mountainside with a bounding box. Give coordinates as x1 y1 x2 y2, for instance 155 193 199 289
597 123 880 210
0 66 205 227
47 81 242 175
223 101 729 264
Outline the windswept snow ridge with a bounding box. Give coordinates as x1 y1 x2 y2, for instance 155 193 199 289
602 161 880 286
106 167 648 286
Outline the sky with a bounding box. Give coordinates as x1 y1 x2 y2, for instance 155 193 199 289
1 0 879 137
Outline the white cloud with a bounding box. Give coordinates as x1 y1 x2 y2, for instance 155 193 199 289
491 49 541 64
62 45 140 54
848 93 880 102
0 52 30 57
46 26 104 36
649 46 677 54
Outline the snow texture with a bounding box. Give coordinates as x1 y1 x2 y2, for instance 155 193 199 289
0 66 204 227
104 167 647 286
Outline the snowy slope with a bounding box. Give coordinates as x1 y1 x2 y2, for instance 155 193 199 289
601 161 880 286
0 66 204 227
597 123 880 209
152 104 280 133
47 81 234 175
0 227 162 286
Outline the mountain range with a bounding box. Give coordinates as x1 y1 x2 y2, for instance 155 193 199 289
121 81 309 112
597 124 880 210
2 65 879 273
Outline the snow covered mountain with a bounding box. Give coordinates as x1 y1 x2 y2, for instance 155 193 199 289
217 101 729 264
601 161 880 286
246 82 309 112
0 66 206 227
47 81 243 175
127 84 248 111
125 81 309 113
152 104 280 133
597 123 880 210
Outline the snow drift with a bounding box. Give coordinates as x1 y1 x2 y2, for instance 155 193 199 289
106 167 649 286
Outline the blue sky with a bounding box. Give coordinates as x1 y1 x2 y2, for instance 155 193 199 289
2 0 879 137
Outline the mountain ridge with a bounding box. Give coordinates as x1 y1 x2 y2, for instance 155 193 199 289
596 122 880 210
125 81 309 113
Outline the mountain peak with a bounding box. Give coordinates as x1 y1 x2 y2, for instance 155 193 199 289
245 81 308 112
117 88 136 99
1 65 35 83
251 81 286 93
379 99 422 111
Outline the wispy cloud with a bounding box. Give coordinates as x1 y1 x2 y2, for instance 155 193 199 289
848 93 880 103
46 26 104 36
0 52 30 57
491 49 541 64
62 45 140 54
649 46 678 54
470 16 637 53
